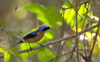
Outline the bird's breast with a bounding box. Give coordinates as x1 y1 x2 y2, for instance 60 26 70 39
25 31 45 43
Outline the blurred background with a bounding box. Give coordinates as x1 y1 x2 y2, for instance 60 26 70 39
0 0 100 62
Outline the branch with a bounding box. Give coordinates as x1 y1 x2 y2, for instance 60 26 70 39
0 24 98 58
56 1 90 10
75 0 79 61
55 8 65 62
49 50 72 62
88 19 100 61
50 48 89 62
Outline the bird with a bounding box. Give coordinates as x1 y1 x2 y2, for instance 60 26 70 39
12 25 50 47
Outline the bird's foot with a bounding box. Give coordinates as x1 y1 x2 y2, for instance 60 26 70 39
37 43 44 47
30 47 33 51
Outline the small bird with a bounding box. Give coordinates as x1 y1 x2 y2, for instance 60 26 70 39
12 25 50 47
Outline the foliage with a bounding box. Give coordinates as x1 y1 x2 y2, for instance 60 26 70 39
1 0 100 62
0 48 11 62
0 18 5 27
38 48 54 62
23 3 62 27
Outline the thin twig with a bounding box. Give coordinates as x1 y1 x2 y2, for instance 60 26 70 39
88 19 100 61
55 9 65 62
56 1 90 10
56 3 75 10
65 46 76 62
50 48 88 62
83 34 88 58
0 24 98 58
49 50 72 62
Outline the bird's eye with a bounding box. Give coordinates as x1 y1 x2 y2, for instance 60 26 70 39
43 27 50 31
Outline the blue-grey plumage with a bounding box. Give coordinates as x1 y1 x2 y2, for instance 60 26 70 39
12 25 50 47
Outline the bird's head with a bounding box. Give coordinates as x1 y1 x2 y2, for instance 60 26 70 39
37 25 50 32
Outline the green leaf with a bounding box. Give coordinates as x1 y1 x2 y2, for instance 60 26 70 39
83 13 90 18
0 18 5 27
21 50 38 60
0 48 4 52
10 47 22 61
45 30 53 39
23 3 62 27
6 31 13 36
78 43 84 49
0 48 11 62
38 48 54 62
60 2 75 27
66 41 73 47
20 43 38 60
20 43 39 50
61 2 91 28
21 52 29 60
4 52 11 62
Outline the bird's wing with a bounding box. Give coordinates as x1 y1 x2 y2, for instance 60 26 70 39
11 30 38 47
23 30 38 40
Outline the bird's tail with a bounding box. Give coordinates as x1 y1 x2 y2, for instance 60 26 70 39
11 41 23 47
5 41 23 51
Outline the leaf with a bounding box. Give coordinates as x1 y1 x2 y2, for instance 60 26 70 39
78 43 84 49
20 43 39 50
10 47 22 61
72 27 82 32
20 43 38 60
83 13 90 18
0 18 5 27
45 30 53 39
23 3 62 27
38 48 54 62
66 41 73 47
94 45 100 54
21 50 38 60
0 48 11 62
97 35 100 43
61 2 91 28
0 48 4 52
6 31 13 36
90 43 100 54
4 52 11 62
60 2 75 27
